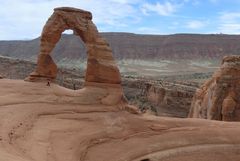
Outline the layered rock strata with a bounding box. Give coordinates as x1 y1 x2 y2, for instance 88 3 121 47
189 55 240 121
1 79 240 161
25 7 125 107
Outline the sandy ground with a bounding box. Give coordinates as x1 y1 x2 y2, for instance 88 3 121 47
0 79 240 161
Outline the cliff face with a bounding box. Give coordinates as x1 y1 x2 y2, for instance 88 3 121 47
0 56 201 118
1 33 240 62
189 55 240 121
122 78 197 118
145 83 166 106
144 82 196 117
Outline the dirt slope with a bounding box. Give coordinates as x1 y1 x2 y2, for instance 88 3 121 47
0 78 240 161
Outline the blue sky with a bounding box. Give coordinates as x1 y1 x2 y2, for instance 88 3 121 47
1 0 240 40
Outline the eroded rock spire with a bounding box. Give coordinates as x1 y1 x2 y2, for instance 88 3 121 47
189 55 240 121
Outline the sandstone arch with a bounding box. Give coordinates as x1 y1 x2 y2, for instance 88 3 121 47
25 7 126 106
26 7 121 84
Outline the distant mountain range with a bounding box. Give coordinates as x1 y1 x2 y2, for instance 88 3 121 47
0 32 240 64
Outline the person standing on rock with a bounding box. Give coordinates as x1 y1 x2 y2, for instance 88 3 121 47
47 81 50 86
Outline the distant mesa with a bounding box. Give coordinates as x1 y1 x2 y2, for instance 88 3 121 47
25 7 130 108
189 55 240 121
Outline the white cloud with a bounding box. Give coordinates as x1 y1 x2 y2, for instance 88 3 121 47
109 0 142 4
209 0 218 3
141 1 179 16
192 0 200 5
186 20 206 29
0 0 142 40
220 12 240 22
218 12 240 34
183 0 200 5
218 24 240 34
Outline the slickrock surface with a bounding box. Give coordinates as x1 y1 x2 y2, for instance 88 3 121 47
189 55 240 121
0 79 240 161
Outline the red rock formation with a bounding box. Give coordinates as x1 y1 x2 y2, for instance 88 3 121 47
1 79 240 161
25 7 127 107
189 55 240 121
144 82 194 117
145 83 166 106
26 7 120 84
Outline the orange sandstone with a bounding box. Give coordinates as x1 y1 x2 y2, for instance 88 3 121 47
189 55 240 121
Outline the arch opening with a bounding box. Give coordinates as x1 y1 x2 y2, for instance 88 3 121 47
26 7 121 85
52 30 87 90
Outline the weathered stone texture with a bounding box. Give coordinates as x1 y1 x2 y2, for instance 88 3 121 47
25 7 125 107
189 55 240 121
26 7 121 84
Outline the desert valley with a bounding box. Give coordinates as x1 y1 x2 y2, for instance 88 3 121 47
0 5 240 161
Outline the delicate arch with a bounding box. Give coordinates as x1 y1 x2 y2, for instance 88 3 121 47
26 7 121 84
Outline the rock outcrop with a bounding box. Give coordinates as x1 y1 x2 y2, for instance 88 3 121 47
1 79 240 161
25 7 125 107
144 82 195 117
122 77 196 117
189 55 240 121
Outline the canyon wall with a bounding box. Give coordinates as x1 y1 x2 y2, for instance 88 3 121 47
1 33 240 62
189 55 240 121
